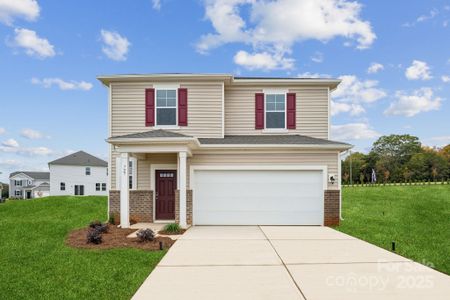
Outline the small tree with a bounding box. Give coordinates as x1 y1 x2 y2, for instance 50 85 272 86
383 170 390 183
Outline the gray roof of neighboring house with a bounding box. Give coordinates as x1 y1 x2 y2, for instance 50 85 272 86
48 151 108 167
109 129 191 140
9 171 50 180
198 135 351 146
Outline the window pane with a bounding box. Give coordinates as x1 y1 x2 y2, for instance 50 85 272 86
167 90 176 98
275 101 285 110
167 98 176 107
276 94 285 103
266 102 276 110
157 108 176 125
157 98 166 107
266 112 285 128
157 90 166 99
266 94 275 102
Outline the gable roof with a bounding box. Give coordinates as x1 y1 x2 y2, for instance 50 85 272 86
97 73 341 90
9 171 50 180
109 129 191 140
48 151 108 167
198 135 351 147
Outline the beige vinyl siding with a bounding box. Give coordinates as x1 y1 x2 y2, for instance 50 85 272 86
188 150 339 190
224 86 329 139
111 82 223 138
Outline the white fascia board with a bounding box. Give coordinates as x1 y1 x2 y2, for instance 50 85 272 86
199 143 352 150
9 173 34 180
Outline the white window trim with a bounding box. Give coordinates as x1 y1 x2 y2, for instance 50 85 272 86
264 92 287 130
154 84 180 127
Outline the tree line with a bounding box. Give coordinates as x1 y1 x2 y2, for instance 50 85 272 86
342 134 450 184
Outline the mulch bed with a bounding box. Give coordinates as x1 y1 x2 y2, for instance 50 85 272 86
158 229 187 235
66 225 175 251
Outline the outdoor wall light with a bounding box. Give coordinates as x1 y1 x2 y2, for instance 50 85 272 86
329 175 336 184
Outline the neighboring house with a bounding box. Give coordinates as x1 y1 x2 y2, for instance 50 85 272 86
9 172 50 199
98 73 352 228
49 151 108 196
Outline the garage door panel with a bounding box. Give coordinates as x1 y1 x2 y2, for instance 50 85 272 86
193 170 324 225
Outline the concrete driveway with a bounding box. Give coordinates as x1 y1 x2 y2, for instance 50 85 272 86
132 226 450 300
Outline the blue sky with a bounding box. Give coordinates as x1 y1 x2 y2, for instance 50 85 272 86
1 0 450 181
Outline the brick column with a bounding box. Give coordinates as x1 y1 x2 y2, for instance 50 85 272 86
324 190 340 226
109 190 153 225
175 189 192 225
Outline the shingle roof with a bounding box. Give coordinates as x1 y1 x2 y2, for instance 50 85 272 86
9 171 50 180
48 151 108 167
198 135 351 146
109 129 192 140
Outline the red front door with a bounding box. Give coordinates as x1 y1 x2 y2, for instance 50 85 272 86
155 170 176 220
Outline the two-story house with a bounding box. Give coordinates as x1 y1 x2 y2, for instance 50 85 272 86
9 171 50 199
98 74 352 228
49 151 108 196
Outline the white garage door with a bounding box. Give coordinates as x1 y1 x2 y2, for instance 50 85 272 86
193 169 324 225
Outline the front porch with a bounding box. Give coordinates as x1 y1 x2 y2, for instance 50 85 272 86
108 142 195 228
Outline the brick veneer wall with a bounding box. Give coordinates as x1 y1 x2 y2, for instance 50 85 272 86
324 190 340 226
175 190 193 225
108 190 153 224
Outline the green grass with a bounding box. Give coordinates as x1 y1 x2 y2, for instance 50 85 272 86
0 196 166 299
337 185 450 274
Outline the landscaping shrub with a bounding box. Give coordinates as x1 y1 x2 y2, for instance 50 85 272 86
89 220 109 233
86 229 103 244
136 228 155 242
163 223 182 234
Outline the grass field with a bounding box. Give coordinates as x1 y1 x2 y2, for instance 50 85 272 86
337 185 450 274
0 196 166 300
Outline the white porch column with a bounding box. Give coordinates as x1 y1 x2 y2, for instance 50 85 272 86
119 152 130 228
178 151 187 228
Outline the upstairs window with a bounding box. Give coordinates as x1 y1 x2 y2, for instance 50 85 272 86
85 167 91 176
156 89 177 126
265 94 286 129
60 182 65 191
15 180 22 186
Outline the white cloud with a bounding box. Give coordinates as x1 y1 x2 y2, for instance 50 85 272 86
424 136 450 147
0 145 53 156
331 75 386 116
441 75 450 83
0 128 5 135
331 123 380 141
311 51 324 63
405 60 432 80
297 72 331 78
197 0 375 70
330 101 365 116
385 87 442 117
2 138 19 148
9 28 55 58
367 62 384 74
233 50 294 70
100 29 130 61
334 75 386 103
31 77 93 91
0 0 39 25
402 9 439 27
0 159 22 167
152 0 161 10
20 128 48 140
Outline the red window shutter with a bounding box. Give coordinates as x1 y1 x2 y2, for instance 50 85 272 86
255 93 264 129
286 92 296 129
178 88 188 126
145 88 155 126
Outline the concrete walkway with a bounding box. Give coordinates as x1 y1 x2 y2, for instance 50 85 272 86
132 226 450 300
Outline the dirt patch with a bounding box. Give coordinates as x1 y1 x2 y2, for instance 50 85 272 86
158 229 187 235
66 226 175 251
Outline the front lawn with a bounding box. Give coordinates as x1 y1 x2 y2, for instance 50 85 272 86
337 185 450 274
0 196 166 299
